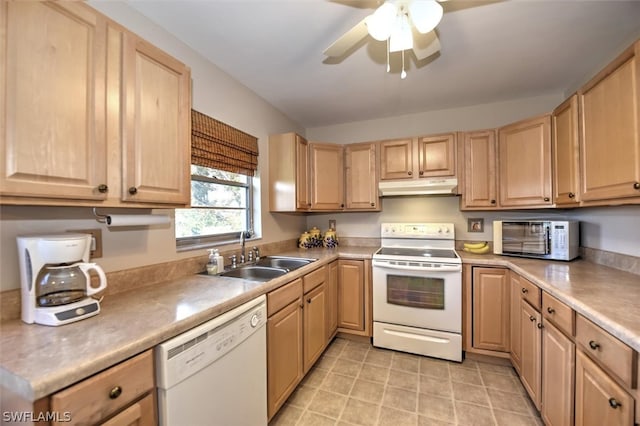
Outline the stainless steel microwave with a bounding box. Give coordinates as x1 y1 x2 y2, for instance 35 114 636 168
493 220 579 261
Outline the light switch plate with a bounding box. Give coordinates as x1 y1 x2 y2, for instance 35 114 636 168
329 219 336 230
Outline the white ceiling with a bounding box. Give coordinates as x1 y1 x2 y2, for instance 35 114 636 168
128 0 640 128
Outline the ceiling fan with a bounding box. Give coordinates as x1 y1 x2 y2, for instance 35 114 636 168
323 0 447 78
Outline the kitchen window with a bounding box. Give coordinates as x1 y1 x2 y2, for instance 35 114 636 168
175 165 253 249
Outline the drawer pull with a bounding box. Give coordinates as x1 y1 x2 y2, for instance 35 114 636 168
547 307 555 314
568 192 575 198
609 398 622 409
521 288 528 294
589 340 600 350
537 323 543 329
633 182 640 190
529 316 536 322
109 386 123 399
97 184 109 193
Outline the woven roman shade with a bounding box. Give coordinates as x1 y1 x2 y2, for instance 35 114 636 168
191 109 259 176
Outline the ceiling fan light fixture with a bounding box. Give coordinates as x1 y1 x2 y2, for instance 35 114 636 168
389 13 413 53
365 1 396 41
409 0 443 34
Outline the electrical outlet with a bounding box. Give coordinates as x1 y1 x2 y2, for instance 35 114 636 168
329 219 336 230
68 229 103 259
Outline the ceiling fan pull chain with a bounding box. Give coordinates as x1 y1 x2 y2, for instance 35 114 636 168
386 38 390 73
401 49 407 79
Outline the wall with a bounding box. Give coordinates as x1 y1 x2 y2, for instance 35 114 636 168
0 2 307 292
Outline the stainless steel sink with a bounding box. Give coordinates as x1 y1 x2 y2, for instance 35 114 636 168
254 256 316 271
218 266 289 282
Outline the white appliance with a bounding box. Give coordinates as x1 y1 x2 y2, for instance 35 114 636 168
378 177 458 196
17 234 107 326
493 220 579 261
372 223 462 362
156 295 267 426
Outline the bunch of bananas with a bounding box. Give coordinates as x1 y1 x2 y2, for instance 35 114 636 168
462 241 490 254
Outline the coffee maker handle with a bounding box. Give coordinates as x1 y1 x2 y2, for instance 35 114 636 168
79 263 108 296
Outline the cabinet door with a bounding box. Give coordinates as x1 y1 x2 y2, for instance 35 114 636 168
122 33 191 205
326 261 339 340
472 267 510 352
337 260 365 331
309 142 344 210
379 138 413 180
1 2 108 201
553 95 581 206
579 41 640 202
541 320 575 426
267 299 303 420
303 283 327 373
575 350 634 426
509 272 522 373
99 393 156 426
498 115 553 207
295 135 311 210
345 142 379 210
417 133 456 178
461 130 498 208
520 300 542 410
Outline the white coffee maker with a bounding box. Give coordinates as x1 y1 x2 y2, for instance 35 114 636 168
17 234 107 326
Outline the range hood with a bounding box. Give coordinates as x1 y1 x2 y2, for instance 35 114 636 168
378 178 458 197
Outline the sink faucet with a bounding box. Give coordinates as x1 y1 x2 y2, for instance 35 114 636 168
239 230 250 263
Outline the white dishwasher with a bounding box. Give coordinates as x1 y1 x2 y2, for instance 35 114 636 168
156 295 267 426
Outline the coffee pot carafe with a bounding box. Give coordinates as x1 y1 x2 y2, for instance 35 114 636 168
17 234 108 326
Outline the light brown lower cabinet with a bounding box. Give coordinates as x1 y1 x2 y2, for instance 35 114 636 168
519 299 542 410
471 267 510 352
326 260 339 340
575 350 635 426
509 272 522 373
337 259 365 332
541 319 575 426
50 350 156 426
303 282 327 373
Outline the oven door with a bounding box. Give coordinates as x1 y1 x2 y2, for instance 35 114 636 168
372 259 462 333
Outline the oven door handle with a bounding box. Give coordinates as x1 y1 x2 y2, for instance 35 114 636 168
372 260 462 272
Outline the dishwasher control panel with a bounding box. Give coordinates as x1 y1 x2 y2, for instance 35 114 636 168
156 295 266 389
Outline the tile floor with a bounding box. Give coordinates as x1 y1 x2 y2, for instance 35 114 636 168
269 337 543 426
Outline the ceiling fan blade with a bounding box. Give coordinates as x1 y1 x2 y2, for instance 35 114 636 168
323 17 369 57
411 29 441 61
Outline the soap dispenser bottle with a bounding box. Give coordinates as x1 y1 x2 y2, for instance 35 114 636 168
206 249 218 275
215 250 224 272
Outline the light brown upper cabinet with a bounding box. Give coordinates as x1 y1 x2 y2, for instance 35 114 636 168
345 142 380 211
0 2 108 201
309 142 344 210
460 130 498 209
121 32 191 205
269 133 311 211
498 114 553 208
553 95 581 206
379 133 457 181
1 2 192 207
579 40 640 204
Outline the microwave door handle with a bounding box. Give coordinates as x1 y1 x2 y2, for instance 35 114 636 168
544 225 550 254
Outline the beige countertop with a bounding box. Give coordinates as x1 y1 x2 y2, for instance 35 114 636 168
1 245 639 403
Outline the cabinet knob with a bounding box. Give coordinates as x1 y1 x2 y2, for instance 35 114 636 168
340 204 344 208
109 386 122 399
128 186 138 195
521 288 528 294
97 184 109 193
408 171 413 176
529 315 536 322
543 197 550 202
547 307 555 314
568 192 575 198
537 322 543 329
307 298 312 304
609 398 622 409
419 171 424 176
308 203 311 207
589 340 600 350
370 203 375 207
490 199 496 204
634 182 640 190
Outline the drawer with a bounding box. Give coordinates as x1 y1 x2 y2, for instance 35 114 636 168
50 350 155 425
519 276 541 310
576 314 637 388
303 265 326 294
542 292 574 336
267 278 302 317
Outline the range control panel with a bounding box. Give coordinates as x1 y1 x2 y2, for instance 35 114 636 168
380 223 455 239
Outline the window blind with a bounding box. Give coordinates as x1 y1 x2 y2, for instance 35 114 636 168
191 109 259 176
